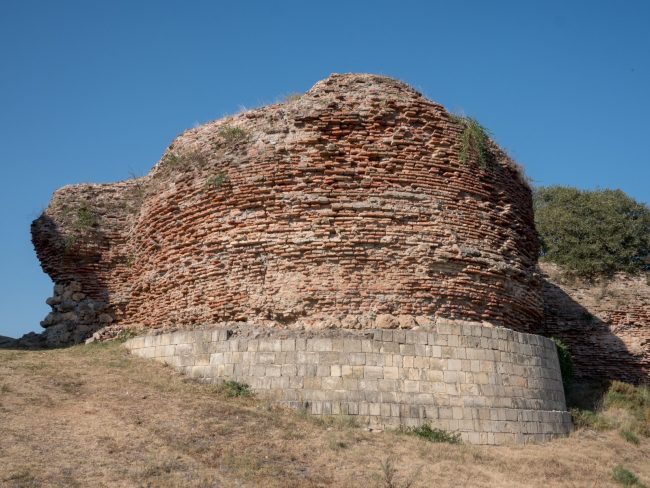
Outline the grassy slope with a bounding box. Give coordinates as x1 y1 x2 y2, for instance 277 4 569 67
0 343 648 488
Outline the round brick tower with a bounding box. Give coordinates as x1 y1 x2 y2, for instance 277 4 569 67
32 73 541 344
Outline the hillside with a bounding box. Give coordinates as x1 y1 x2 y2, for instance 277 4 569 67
1 342 648 487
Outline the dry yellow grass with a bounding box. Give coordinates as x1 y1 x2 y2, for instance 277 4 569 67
0 342 648 487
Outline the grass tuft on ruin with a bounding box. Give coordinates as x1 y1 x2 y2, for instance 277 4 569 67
450 114 493 168
205 172 229 190
218 125 248 144
220 380 251 398
402 423 461 444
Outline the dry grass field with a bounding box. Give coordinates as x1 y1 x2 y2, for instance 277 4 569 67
1 342 648 487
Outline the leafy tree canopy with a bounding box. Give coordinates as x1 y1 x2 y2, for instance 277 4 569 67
534 186 650 277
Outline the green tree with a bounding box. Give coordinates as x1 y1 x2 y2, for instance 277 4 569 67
534 186 650 277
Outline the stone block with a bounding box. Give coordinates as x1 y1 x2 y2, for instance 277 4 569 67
309 338 332 352
343 339 362 352
348 353 366 366
281 339 295 351
383 366 399 380
403 380 419 393
281 364 297 377
316 365 331 377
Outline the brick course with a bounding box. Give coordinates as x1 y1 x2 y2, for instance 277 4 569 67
32 73 539 344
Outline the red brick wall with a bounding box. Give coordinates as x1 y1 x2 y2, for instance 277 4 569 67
540 263 650 384
32 74 541 338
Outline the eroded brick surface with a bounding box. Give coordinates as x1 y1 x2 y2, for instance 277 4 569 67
31 73 539 343
540 263 650 383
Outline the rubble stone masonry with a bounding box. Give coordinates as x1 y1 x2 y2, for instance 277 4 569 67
125 321 571 445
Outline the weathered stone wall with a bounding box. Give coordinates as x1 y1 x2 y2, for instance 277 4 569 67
32 73 540 342
540 263 650 384
125 321 571 445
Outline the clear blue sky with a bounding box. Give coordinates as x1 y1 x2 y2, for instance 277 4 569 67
1 0 648 338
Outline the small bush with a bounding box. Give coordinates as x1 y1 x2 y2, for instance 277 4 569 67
162 152 182 167
403 423 461 444
570 408 612 430
552 337 574 389
116 328 138 343
221 380 251 398
161 149 208 171
218 125 247 144
620 429 640 445
74 203 96 230
612 465 646 487
205 172 228 190
63 234 77 253
379 456 421 488
450 114 493 168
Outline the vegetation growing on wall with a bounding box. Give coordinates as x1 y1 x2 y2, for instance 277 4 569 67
61 201 98 252
450 114 493 168
205 172 228 190
161 148 209 171
534 186 650 278
218 125 248 144
552 337 574 391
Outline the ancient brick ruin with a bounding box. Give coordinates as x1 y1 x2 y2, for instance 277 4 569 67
540 263 650 384
28 73 648 441
32 73 539 342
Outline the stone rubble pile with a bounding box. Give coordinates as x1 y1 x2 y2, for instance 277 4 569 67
38 281 114 346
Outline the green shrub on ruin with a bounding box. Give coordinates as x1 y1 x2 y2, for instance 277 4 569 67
62 234 77 253
218 125 248 144
552 337 574 390
74 203 97 231
534 186 650 278
221 380 251 398
402 423 461 444
205 172 228 190
60 202 97 252
161 149 209 170
450 114 493 168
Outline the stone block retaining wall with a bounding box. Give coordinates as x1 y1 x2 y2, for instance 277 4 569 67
125 322 571 444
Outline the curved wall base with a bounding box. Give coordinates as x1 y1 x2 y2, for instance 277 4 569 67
125 321 571 444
